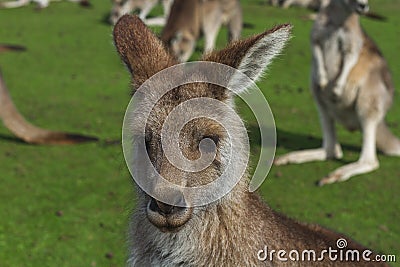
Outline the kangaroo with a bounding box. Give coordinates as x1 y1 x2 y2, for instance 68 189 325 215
113 15 390 266
270 0 321 10
0 44 97 144
109 0 173 25
0 0 90 9
274 0 400 185
161 0 242 62
270 0 386 22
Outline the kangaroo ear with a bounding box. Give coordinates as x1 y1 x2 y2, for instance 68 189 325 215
113 15 176 88
203 24 292 93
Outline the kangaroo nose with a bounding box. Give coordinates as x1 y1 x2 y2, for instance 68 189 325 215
357 3 369 12
148 195 187 215
149 198 174 214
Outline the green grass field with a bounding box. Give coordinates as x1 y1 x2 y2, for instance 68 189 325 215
0 0 399 266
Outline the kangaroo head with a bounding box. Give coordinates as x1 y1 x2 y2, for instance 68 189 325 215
170 31 196 62
110 0 122 25
343 0 369 14
114 15 291 232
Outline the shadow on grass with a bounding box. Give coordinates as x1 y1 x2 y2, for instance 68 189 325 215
100 12 111 25
0 134 25 144
276 128 361 154
277 129 368 165
0 133 100 146
246 122 362 164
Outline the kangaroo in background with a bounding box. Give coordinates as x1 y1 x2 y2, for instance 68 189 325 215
0 0 90 9
161 0 242 62
113 15 390 266
270 0 321 10
0 44 97 144
275 0 400 185
270 0 386 22
109 0 173 25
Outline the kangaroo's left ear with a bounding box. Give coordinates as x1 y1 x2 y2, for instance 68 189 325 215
203 24 292 93
113 15 177 89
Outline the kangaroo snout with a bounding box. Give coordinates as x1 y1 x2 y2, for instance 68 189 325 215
146 195 193 232
150 199 174 215
149 191 186 214
356 2 369 13
356 1 369 14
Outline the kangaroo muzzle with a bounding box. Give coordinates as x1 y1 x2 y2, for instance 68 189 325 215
355 1 369 14
146 195 193 232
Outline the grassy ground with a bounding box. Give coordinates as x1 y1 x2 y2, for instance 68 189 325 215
0 0 399 266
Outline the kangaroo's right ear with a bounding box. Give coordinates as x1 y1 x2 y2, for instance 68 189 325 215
113 15 176 88
203 24 292 93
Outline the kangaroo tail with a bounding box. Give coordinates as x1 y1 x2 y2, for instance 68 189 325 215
0 44 27 53
376 120 400 156
79 0 91 8
0 69 98 145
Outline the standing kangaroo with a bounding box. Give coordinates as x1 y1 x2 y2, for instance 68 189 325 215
161 0 242 62
0 44 97 144
114 15 390 266
274 0 400 185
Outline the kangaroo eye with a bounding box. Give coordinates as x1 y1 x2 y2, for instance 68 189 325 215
198 135 219 154
202 135 220 145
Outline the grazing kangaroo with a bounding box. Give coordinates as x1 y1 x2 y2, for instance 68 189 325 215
161 0 242 62
0 44 97 144
113 15 390 266
0 0 90 9
109 0 173 25
274 0 400 185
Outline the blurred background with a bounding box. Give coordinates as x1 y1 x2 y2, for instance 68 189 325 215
0 0 399 266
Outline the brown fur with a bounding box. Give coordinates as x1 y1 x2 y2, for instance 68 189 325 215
114 15 390 266
160 0 242 62
161 0 200 43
